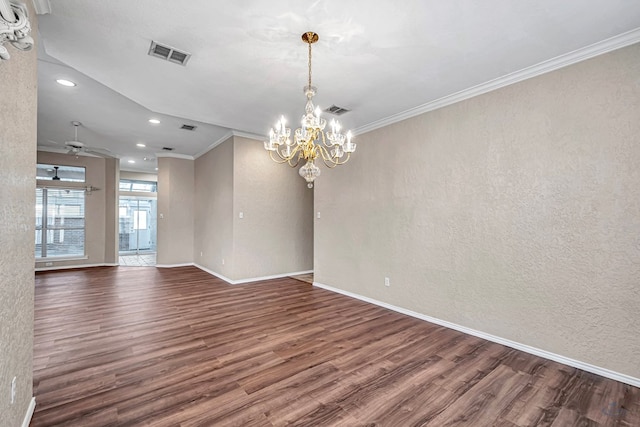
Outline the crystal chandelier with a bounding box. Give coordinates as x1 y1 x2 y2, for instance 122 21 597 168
264 32 356 188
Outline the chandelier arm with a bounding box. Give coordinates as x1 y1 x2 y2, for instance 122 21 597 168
287 156 302 167
317 146 339 168
317 145 352 167
333 152 352 166
319 131 333 148
269 150 293 164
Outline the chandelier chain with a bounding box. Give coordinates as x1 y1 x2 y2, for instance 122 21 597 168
307 40 312 89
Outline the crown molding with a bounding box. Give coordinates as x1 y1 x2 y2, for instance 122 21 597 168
193 129 266 159
355 28 640 136
155 152 194 160
31 0 51 14
193 131 233 159
231 129 266 141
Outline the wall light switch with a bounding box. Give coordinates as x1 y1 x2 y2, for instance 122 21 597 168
159 213 164 219
317 212 321 219
239 212 244 219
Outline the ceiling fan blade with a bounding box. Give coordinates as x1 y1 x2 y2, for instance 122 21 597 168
84 146 113 157
84 150 113 158
87 146 111 153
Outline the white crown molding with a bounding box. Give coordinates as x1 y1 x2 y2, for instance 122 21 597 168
355 28 640 136
193 131 233 159
31 0 51 14
313 281 640 388
193 130 266 159
231 129 266 141
155 152 194 160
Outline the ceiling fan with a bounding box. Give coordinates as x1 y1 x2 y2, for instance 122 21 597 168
62 121 112 157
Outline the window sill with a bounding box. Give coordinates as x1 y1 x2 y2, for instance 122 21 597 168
36 255 88 263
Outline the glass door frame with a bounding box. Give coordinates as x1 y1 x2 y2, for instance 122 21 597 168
118 196 157 255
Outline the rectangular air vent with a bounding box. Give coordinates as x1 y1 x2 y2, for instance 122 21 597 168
162 147 174 151
180 124 197 131
148 41 191 66
325 105 350 116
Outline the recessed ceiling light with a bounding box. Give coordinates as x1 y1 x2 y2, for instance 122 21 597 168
148 119 160 124
136 143 146 147
56 79 76 87
128 160 135 164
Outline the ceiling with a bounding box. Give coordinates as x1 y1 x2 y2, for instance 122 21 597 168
34 0 640 173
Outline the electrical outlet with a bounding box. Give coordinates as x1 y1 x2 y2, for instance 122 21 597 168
239 212 244 219
222 258 225 265
317 211 321 219
200 251 203 257
11 376 16 404
384 277 390 287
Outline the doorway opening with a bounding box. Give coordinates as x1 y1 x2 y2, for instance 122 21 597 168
118 196 157 266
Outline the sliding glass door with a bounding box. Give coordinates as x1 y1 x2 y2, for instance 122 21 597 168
118 197 157 254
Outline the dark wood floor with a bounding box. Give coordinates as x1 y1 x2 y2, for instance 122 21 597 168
32 266 639 426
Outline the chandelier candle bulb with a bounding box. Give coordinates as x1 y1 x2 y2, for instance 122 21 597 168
264 31 356 188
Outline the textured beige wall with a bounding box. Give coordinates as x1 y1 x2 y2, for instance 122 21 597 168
0 3 37 425
104 157 119 264
315 44 640 379
232 136 313 280
157 157 194 265
194 138 235 277
35 151 118 268
193 136 313 281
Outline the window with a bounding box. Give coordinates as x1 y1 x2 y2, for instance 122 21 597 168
36 164 85 182
119 179 157 192
35 188 85 258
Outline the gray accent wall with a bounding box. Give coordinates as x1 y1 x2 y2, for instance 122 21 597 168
0 2 37 425
314 43 640 379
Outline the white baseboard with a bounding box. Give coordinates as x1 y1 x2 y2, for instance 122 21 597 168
313 281 640 388
194 264 313 285
35 263 114 272
21 397 35 427
155 263 194 268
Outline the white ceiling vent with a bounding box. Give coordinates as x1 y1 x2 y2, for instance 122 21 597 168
325 105 350 116
148 41 191 66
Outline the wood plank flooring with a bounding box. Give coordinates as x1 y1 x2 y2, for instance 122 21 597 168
32 266 640 426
